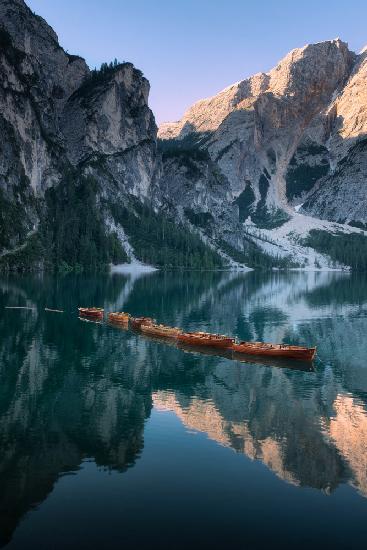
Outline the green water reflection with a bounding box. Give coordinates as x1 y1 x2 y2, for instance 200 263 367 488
1 270 367 548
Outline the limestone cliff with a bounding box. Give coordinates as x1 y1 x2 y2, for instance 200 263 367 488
0 0 160 270
159 40 353 205
0 0 221 272
302 49 367 226
2 0 367 270
158 39 367 267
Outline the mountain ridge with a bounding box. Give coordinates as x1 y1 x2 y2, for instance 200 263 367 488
0 0 223 272
1 0 367 271
157 38 367 268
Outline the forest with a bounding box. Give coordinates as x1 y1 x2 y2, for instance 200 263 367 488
108 198 223 269
304 229 367 270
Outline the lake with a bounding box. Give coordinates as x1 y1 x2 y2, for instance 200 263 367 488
1 270 367 549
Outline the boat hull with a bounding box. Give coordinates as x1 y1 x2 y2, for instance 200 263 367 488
130 317 154 330
140 324 182 339
78 308 104 320
108 312 130 324
177 333 235 349
231 342 316 361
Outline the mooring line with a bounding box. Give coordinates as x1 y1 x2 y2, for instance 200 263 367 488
5 306 35 310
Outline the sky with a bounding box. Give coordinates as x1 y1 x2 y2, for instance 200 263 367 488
26 0 367 125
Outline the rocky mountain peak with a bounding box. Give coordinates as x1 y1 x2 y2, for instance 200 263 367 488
0 0 60 52
157 37 367 269
159 39 355 207
61 61 156 167
267 38 353 97
0 0 162 271
159 39 354 144
1 2 367 272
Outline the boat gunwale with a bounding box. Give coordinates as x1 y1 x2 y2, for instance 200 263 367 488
234 340 316 352
108 312 130 322
178 331 235 341
231 341 316 361
177 332 235 348
78 307 104 317
130 316 155 328
140 323 182 337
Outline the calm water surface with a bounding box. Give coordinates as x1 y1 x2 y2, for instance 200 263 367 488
1 270 367 549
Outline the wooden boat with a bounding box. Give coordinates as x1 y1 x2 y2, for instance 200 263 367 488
177 332 235 349
231 341 316 361
108 312 130 324
140 323 182 339
78 307 104 320
177 343 313 371
130 316 154 330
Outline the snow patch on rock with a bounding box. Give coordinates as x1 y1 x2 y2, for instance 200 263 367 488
111 262 157 274
105 215 157 273
244 211 367 270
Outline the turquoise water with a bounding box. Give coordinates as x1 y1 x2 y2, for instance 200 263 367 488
1 270 367 549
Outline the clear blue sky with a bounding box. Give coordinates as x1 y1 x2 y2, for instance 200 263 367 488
27 0 367 124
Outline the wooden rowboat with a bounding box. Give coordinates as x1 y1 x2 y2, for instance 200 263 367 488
78 307 104 320
179 343 314 371
177 332 235 349
108 312 130 324
130 316 154 330
231 341 316 361
140 323 182 339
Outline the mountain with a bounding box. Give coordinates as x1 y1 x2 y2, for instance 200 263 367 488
302 49 367 224
0 0 221 272
1 0 367 271
158 39 367 269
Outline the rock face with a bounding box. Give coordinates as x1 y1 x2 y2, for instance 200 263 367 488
1 0 367 270
0 0 222 271
302 50 367 225
0 0 159 269
158 39 367 265
159 39 354 206
0 0 89 194
60 63 157 196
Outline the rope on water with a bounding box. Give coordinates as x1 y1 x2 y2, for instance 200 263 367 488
5 306 35 310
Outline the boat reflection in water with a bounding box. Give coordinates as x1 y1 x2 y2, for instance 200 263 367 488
0 270 367 548
109 320 315 372
145 335 315 372
232 351 315 371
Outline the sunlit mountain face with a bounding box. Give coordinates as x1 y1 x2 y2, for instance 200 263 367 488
1 270 367 548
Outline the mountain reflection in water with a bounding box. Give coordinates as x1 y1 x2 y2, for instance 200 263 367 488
1 270 367 548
